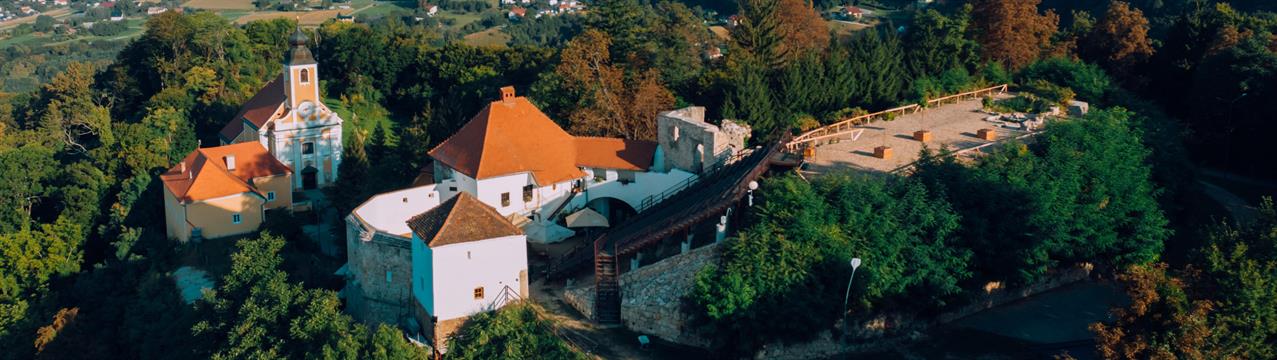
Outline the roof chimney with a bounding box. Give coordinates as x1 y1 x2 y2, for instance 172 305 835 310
179 162 186 174
224 155 236 171
500 86 515 104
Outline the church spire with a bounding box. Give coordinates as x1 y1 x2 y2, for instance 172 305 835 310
285 25 316 66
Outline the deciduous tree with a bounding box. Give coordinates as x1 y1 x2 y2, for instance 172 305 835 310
557 30 675 140
969 0 1059 70
1084 1 1155 78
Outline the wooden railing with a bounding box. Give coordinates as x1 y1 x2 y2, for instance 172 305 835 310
785 84 1010 152
925 84 1008 107
786 104 922 151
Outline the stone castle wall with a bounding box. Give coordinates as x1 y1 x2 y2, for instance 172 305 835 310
345 217 414 326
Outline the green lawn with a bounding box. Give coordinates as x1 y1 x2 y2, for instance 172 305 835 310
351 0 416 19
436 10 483 28
324 97 399 144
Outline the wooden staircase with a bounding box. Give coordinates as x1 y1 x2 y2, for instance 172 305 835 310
593 253 621 324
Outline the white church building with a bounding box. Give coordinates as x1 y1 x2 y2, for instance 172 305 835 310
219 27 343 190
342 86 751 351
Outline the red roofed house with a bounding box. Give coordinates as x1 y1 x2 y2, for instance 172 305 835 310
161 142 293 242
219 26 343 191
843 6 864 20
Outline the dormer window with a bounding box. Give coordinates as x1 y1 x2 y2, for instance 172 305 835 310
300 68 310 84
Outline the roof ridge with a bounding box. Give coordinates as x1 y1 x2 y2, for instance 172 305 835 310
471 193 521 234
434 194 465 246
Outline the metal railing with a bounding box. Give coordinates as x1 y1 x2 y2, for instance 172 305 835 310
636 148 753 213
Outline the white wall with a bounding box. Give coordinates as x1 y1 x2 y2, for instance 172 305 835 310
473 172 578 218
352 184 446 237
582 168 696 211
417 234 528 320
261 106 343 190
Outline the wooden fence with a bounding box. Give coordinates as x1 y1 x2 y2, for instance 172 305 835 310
784 84 1010 152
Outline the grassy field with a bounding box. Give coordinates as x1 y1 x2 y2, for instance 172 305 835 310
462 26 510 47
234 8 354 25
183 0 256 10
0 18 146 48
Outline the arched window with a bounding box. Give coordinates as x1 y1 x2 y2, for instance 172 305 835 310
300 69 310 84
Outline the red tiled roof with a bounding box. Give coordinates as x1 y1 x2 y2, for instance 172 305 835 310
160 142 291 202
574 137 655 171
406 192 523 248
219 75 286 142
428 89 584 185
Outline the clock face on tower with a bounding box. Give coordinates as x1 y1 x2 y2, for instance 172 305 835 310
297 100 316 120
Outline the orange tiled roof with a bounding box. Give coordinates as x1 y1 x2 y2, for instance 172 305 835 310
428 91 584 185
574 137 656 171
160 142 292 202
219 75 286 142
429 87 662 184
406 192 523 248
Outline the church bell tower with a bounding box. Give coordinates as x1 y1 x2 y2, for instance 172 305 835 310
284 26 320 115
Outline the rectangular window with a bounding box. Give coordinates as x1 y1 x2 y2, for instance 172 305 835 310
522 185 534 202
474 287 484 300
232 213 242 224
302 142 314 155
501 193 510 207
267 191 276 201
593 169 607 182
386 271 392 283
618 170 636 184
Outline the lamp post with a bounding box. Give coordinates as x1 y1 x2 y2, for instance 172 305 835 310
842 257 862 334
747 181 759 207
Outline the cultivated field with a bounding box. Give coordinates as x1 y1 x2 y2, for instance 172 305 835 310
183 0 256 10
462 27 510 48
233 9 347 25
0 8 73 31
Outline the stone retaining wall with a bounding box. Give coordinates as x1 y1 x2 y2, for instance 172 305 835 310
562 283 594 320
617 243 719 348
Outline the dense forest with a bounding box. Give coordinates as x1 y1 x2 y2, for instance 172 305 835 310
0 0 1275 358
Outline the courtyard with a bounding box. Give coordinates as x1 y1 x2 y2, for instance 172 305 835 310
800 94 1031 175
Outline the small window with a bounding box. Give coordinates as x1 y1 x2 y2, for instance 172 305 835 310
302 142 314 155
267 191 276 201
522 185 534 202
232 213 242 224
672 126 680 142
593 169 607 182
467 251 472 259
501 192 510 207
618 170 636 184
474 287 484 300
386 271 392 283
300 68 310 84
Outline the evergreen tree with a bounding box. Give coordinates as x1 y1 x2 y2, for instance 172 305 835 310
328 131 370 216
847 29 906 109
722 56 782 138
903 9 980 79
733 0 785 69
